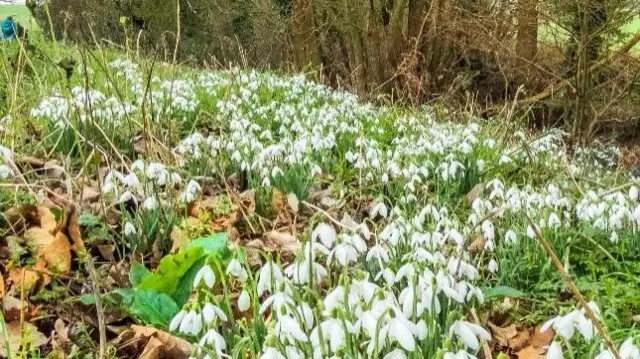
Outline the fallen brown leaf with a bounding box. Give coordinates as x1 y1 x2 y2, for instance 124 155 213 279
42 232 73 274
7 267 40 294
53 318 70 348
0 274 4 299
488 322 518 346
1 204 40 235
67 207 86 252
170 226 190 253
264 231 301 258
508 329 531 351
469 234 486 254
81 185 101 203
38 206 57 232
0 321 48 357
3 295 27 321
515 345 545 359
130 325 191 359
530 324 554 348
287 193 299 214
467 182 485 204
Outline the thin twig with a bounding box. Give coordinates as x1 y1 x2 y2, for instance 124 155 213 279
83 254 106 359
525 214 620 359
301 200 357 230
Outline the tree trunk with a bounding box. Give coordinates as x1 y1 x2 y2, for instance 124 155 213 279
516 0 538 64
291 0 320 68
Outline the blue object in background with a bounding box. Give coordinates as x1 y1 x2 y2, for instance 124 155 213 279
1 16 17 40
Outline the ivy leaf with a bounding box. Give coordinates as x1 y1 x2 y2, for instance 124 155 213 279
81 288 178 326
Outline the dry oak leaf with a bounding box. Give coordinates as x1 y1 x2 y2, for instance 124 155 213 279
25 227 72 275
487 322 518 346
130 325 191 359
67 207 86 252
0 321 48 358
264 231 301 258
38 206 57 232
7 267 40 294
515 345 545 359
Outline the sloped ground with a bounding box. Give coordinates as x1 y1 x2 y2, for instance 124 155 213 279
1 43 640 359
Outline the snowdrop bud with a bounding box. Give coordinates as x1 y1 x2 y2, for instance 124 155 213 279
630 186 639 201
194 265 216 288
238 290 250 312
124 222 136 236
526 225 537 239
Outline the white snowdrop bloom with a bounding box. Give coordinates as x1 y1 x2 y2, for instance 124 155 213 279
541 311 579 340
237 290 251 312
383 349 407 359
226 259 248 282
123 173 140 188
548 212 561 228
179 310 203 336
488 259 498 274
198 328 227 356
526 225 538 239
443 350 477 359
0 145 13 160
312 223 337 248
274 315 308 342
146 163 170 185
257 261 284 296
193 265 216 288
142 196 158 210
366 244 390 262
202 302 227 324
328 242 359 266
630 186 639 201
262 347 285 359
118 191 135 204
504 229 517 244
131 159 145 172
619 338 640 359
547 342 564 359
449 320 491 350
481 220 495 241
124 222 136 236
609 231 619 243
169 309 187 331
259 291 295 315
376 267 396 286
371 201 388 218
595 350 616 359
0 165 14 179
448 228 464 246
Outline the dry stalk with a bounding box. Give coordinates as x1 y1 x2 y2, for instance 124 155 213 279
524 214 620 359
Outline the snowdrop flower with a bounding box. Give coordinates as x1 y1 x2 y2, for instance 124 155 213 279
179 310 203 336
443 350 477 359
199 328 227 357
504 229 517 244
226 258 248 282
630 186 639 201
169 309 187 331
548 212 561 228
238 290 250 312
202 302 227 324
449 320 491 350
371 201 388 218
262 347 285 359
547 342 563 359
124 222 136 236
0 165 14 179
142 196 158 210
488 259 498 273
620 338 640 359
526 225 538 239
312 223 337 248
366 244 390 262
193 265 216 288
257 260 284 296
384 349 407 359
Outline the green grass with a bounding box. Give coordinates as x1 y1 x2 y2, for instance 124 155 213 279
0 5 37 31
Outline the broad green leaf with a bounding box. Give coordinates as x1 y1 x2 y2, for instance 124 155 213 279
187 232 229 259
482 286 526 299
173 257 207 307
82 288 178 326
137 245 204 297
129 262 152 286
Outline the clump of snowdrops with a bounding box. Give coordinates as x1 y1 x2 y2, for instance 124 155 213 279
25 57 640 358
